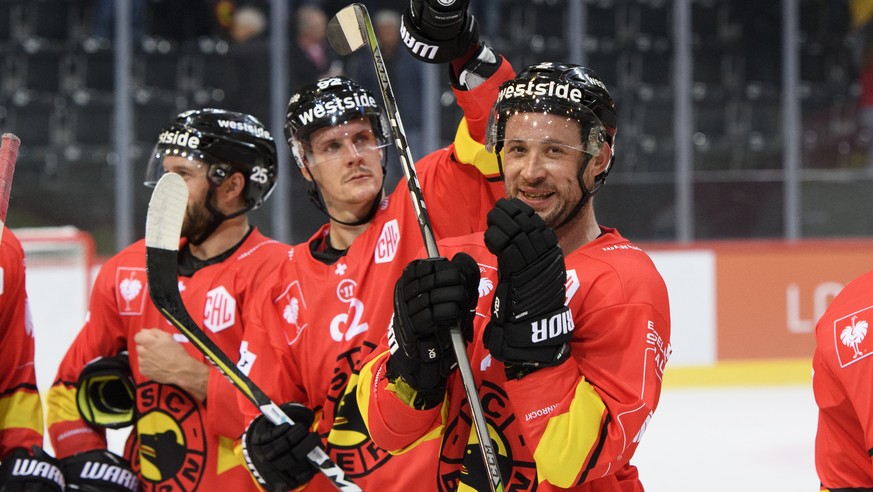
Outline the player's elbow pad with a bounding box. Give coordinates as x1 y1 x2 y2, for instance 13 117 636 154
76 351 136 429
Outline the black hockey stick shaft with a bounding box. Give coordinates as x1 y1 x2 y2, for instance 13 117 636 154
327 5 505 491
145 173 361 492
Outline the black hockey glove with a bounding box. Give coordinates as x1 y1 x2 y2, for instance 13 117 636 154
483 198 574 380
386 253 480 409
401 0 479 63
0 446 64 492
60 449 138 492
76 351 136 429
242 403 321 491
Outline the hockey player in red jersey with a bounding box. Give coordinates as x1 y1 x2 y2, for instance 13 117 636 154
236 1 516 490
0 227 66 491
814 271 873 490
357 63 673 491
46 109 291 491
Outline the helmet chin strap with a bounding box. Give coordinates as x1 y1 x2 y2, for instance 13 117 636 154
553 153 607 231
187 189 248 246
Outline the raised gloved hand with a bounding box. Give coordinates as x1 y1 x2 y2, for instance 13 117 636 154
401 0 479 63
387 253 480 409
242 403 321 491
0 446 64 492
76 351 136 429
61 449 138 491
483 198 574 379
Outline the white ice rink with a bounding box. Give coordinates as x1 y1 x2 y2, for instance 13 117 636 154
634 383 818 491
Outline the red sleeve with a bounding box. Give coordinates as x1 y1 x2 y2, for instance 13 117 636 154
452 56 515 143
46 255 129 458
0 230 44 458
357 346 445 454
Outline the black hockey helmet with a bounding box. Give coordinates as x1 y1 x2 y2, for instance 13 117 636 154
284 76 391 169
144 108 278 212
486 62 617 178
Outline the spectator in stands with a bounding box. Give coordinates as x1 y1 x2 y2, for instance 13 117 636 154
149 0 222 43
858 38 873 168
0 227 65 490
224 4 271 122
347 9 425 188
88 0 147 41
289 4 342 89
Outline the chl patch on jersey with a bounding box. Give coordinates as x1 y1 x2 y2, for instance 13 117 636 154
202 286 236 333
116 267 148 315
374 219 400 264
835 309 873 368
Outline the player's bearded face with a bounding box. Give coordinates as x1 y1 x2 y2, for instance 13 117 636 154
305 119 386 217
181 197 211 240
501 113 588 228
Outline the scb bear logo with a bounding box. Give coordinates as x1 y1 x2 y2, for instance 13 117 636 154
128 382 206 491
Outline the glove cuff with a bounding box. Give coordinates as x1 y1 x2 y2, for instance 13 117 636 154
386 372 446 410
0 447 65 491
61 450 138 492
450 44 501 91
386 358 446 410
76 352 136 429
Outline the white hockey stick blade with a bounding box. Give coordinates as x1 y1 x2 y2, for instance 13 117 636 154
0 133 20 242
145 173 187 252
327 3 367 55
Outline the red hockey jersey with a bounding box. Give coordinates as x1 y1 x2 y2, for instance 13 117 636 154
47 228 292 491
237 59 515 491
0 228 43 459
359 228 672 491
813 268 873 490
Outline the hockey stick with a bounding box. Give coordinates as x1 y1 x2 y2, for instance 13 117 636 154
0 134 20 244
327 5 505 492
145 173 361 492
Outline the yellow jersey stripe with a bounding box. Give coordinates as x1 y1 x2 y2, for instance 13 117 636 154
534 377 606 488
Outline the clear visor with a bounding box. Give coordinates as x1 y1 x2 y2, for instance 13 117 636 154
292 125 390 169
488 111 606 167
144 144 211 187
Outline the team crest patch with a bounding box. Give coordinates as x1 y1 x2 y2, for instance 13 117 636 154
374 219 400 264
130 382 206 491
116 267 148 315
835 308 873 368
